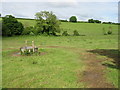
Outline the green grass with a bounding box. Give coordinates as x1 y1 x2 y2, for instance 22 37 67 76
60 22 118 35
18 19 36 27
3 45 85 88
2 19 118 88
102 60 118 87
17 18 118 36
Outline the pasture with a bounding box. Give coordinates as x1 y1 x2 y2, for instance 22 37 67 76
2 19 118 88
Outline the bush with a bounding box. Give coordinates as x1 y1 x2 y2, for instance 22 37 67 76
108 26 112 34
33 61 37 64
62 31 69 36
22 26 34 35
107 31 112 34
29 32 35 36
73 30 80 36
104 33 108 35
103 28 107 35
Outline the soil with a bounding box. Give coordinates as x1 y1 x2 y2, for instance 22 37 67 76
12 51 47 57
79 51 114 88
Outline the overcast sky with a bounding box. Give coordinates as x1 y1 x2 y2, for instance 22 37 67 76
1 0 119 22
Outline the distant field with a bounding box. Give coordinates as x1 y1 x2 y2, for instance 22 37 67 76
18 19 36 27
17 18 118 36
2 18 118 88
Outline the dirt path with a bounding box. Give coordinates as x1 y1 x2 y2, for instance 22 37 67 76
80 51 114 88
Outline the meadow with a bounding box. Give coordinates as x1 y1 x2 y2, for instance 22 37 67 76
2 19 118 88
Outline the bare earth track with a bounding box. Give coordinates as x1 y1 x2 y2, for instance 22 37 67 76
80 51 114 88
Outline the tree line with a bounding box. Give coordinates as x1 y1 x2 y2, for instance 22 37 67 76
2 11 61 36
67 16 119 25
1 11 119 37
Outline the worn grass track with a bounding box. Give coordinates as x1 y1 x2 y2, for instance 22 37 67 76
80 51 115 88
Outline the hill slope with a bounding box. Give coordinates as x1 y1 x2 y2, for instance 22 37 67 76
17 18 118 36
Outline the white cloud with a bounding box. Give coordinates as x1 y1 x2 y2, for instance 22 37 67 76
1 2 118 23
1 0 119 2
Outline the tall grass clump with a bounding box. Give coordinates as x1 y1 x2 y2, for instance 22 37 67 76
73 30 80 36
62 31 69 36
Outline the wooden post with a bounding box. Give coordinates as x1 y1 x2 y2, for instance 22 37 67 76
32 41 35 52
25 40 28 47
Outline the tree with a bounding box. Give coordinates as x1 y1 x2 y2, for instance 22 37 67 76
69 16 77 22
35 11 61 35
88 19 101 23
94 20 101 23
88 19 94 23
2 15 24 36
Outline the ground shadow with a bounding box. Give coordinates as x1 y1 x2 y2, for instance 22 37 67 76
87 49 119 69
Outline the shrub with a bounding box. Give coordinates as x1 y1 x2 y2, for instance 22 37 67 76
108 26 112 35
29 32 35 36
73 30 80 36
103 28 107 35
107 31 112 34
33 61 37 64
62 31 69 36
104 33 108 35
22 26 34 35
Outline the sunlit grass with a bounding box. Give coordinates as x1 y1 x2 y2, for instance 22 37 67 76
2 19 118 88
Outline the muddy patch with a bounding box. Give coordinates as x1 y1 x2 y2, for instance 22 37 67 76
12 52 21 56
12 52 47 57
79 51 114 88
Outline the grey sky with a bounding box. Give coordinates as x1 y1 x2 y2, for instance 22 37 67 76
1 1 118 22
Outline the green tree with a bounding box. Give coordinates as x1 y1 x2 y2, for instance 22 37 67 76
2 15 24 36
88 19 101 23
88 19 94 23
69 16 77 22
35 11 61 35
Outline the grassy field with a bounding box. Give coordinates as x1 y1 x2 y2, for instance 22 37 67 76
18 18 118 36
18 19 36 27
2 19 118 88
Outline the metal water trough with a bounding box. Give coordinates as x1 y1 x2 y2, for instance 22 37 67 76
20 41 38 54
